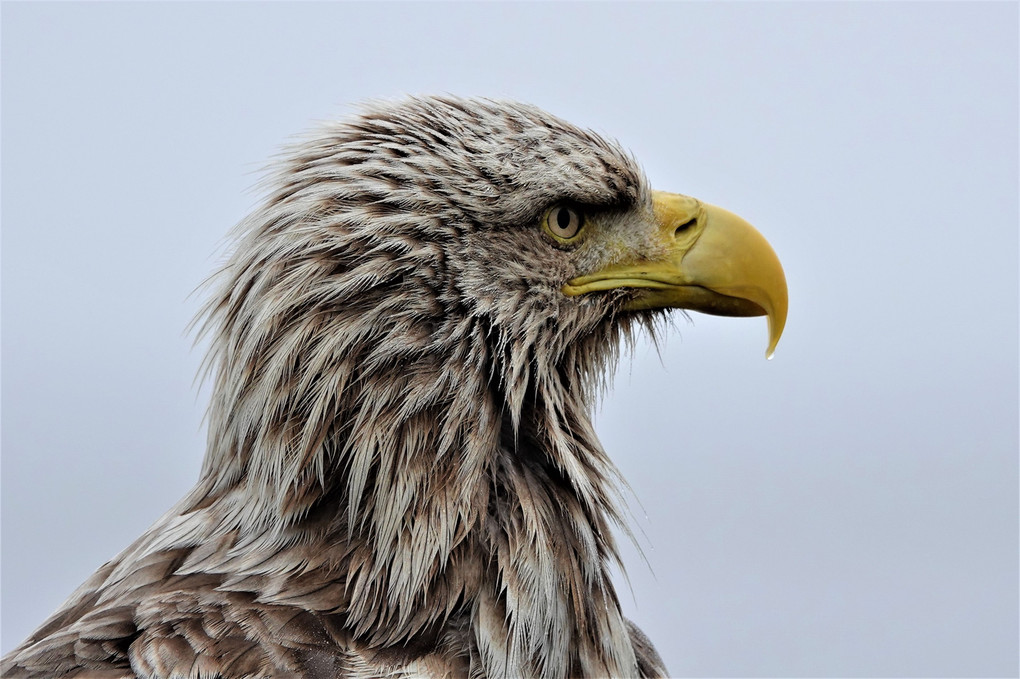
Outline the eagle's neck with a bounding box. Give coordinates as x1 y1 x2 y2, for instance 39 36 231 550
181 325 639 676
328 364 639 676
189 226 640 675
470 387 639 677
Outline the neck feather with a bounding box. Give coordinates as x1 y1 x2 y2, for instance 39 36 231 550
191 298 639 674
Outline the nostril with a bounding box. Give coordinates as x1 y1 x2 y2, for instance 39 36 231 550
674 217 697 237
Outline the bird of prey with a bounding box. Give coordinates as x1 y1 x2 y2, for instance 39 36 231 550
3 96 787 678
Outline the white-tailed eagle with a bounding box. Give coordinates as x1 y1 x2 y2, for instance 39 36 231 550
3 96 787 678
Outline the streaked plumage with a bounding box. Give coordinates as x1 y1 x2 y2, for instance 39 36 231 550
3 96 787 678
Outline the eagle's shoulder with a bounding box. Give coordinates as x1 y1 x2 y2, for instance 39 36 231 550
3 541 474 679
5 580 374 678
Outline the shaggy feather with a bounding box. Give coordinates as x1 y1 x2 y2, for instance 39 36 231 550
3 96 667 678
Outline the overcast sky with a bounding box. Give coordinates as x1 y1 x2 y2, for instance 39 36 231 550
2 3 1017 676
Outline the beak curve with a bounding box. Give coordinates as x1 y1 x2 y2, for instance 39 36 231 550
563 191 788 358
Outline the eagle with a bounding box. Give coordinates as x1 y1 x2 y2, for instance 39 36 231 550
3 96 787 678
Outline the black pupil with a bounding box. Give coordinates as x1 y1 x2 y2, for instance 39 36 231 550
556 209 572 231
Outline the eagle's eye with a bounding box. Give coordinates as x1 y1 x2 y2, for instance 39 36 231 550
544 205 584 242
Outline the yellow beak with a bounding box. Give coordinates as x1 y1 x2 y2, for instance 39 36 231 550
563 191 788 358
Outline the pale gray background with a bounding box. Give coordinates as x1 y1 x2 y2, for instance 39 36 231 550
2 2 1017 676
